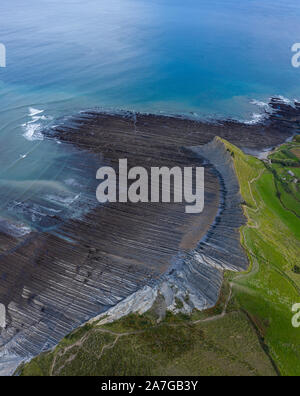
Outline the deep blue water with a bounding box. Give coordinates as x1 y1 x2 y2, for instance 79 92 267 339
0 0 300 233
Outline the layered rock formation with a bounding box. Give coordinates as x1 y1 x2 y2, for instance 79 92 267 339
0 98 299 375
92 137 248 324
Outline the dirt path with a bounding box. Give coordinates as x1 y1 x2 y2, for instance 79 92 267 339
49 285 237 376
50 326 148 376
50 329 92 376
246 168 265 226
194 286 232 324
49 162 274 376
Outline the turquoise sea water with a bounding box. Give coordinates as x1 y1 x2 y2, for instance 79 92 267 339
0 0 300 232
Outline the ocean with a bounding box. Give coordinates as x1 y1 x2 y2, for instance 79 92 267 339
0 0 300 233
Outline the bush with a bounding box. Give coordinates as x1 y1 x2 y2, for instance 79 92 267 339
271 158 298 167
293 135 300 143
292 265 300 274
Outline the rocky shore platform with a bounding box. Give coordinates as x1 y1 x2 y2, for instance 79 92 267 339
0 98 299 375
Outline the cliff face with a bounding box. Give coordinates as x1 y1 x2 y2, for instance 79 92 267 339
181 138 248 308
192 138 248 270
0 98 298 374
95 137 248 321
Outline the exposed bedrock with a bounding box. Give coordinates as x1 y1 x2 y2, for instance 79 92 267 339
0 98 298 373
0 113 221 371
192 138 248 271
135 137 248 315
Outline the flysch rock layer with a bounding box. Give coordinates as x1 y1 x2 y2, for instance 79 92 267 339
0 98 299 375
0 113 221 375
92 137 248 325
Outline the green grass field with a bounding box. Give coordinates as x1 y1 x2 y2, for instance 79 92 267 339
223 137 300 376
18 137 300 376
18 301 276 376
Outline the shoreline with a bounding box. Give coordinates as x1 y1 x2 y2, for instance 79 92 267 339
1 97 300 375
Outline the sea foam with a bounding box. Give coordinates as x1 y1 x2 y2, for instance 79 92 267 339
28 107 44 117
22 123 44 141
22 107 48 141
244 113 267 125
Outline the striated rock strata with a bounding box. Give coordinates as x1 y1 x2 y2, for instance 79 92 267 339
92 137 248 324
0 98 299 375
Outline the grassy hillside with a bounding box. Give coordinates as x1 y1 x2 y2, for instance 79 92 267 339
18 137 300 376
223 137 300 376
18 294 276 376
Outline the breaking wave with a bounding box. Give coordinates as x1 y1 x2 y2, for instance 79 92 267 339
244 112 267 125
28 107 44 117
22 108 53 141
22 123 44 141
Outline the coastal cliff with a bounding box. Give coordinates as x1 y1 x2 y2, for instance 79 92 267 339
0 98 299 375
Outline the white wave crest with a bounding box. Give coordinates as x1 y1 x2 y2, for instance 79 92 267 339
22 108 54 141
22 123 44 141
28 107 44 117
244 113 266 125
251 99 269 108
276 95 292 104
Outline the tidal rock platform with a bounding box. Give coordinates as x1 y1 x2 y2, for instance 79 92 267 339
0 98 299 374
